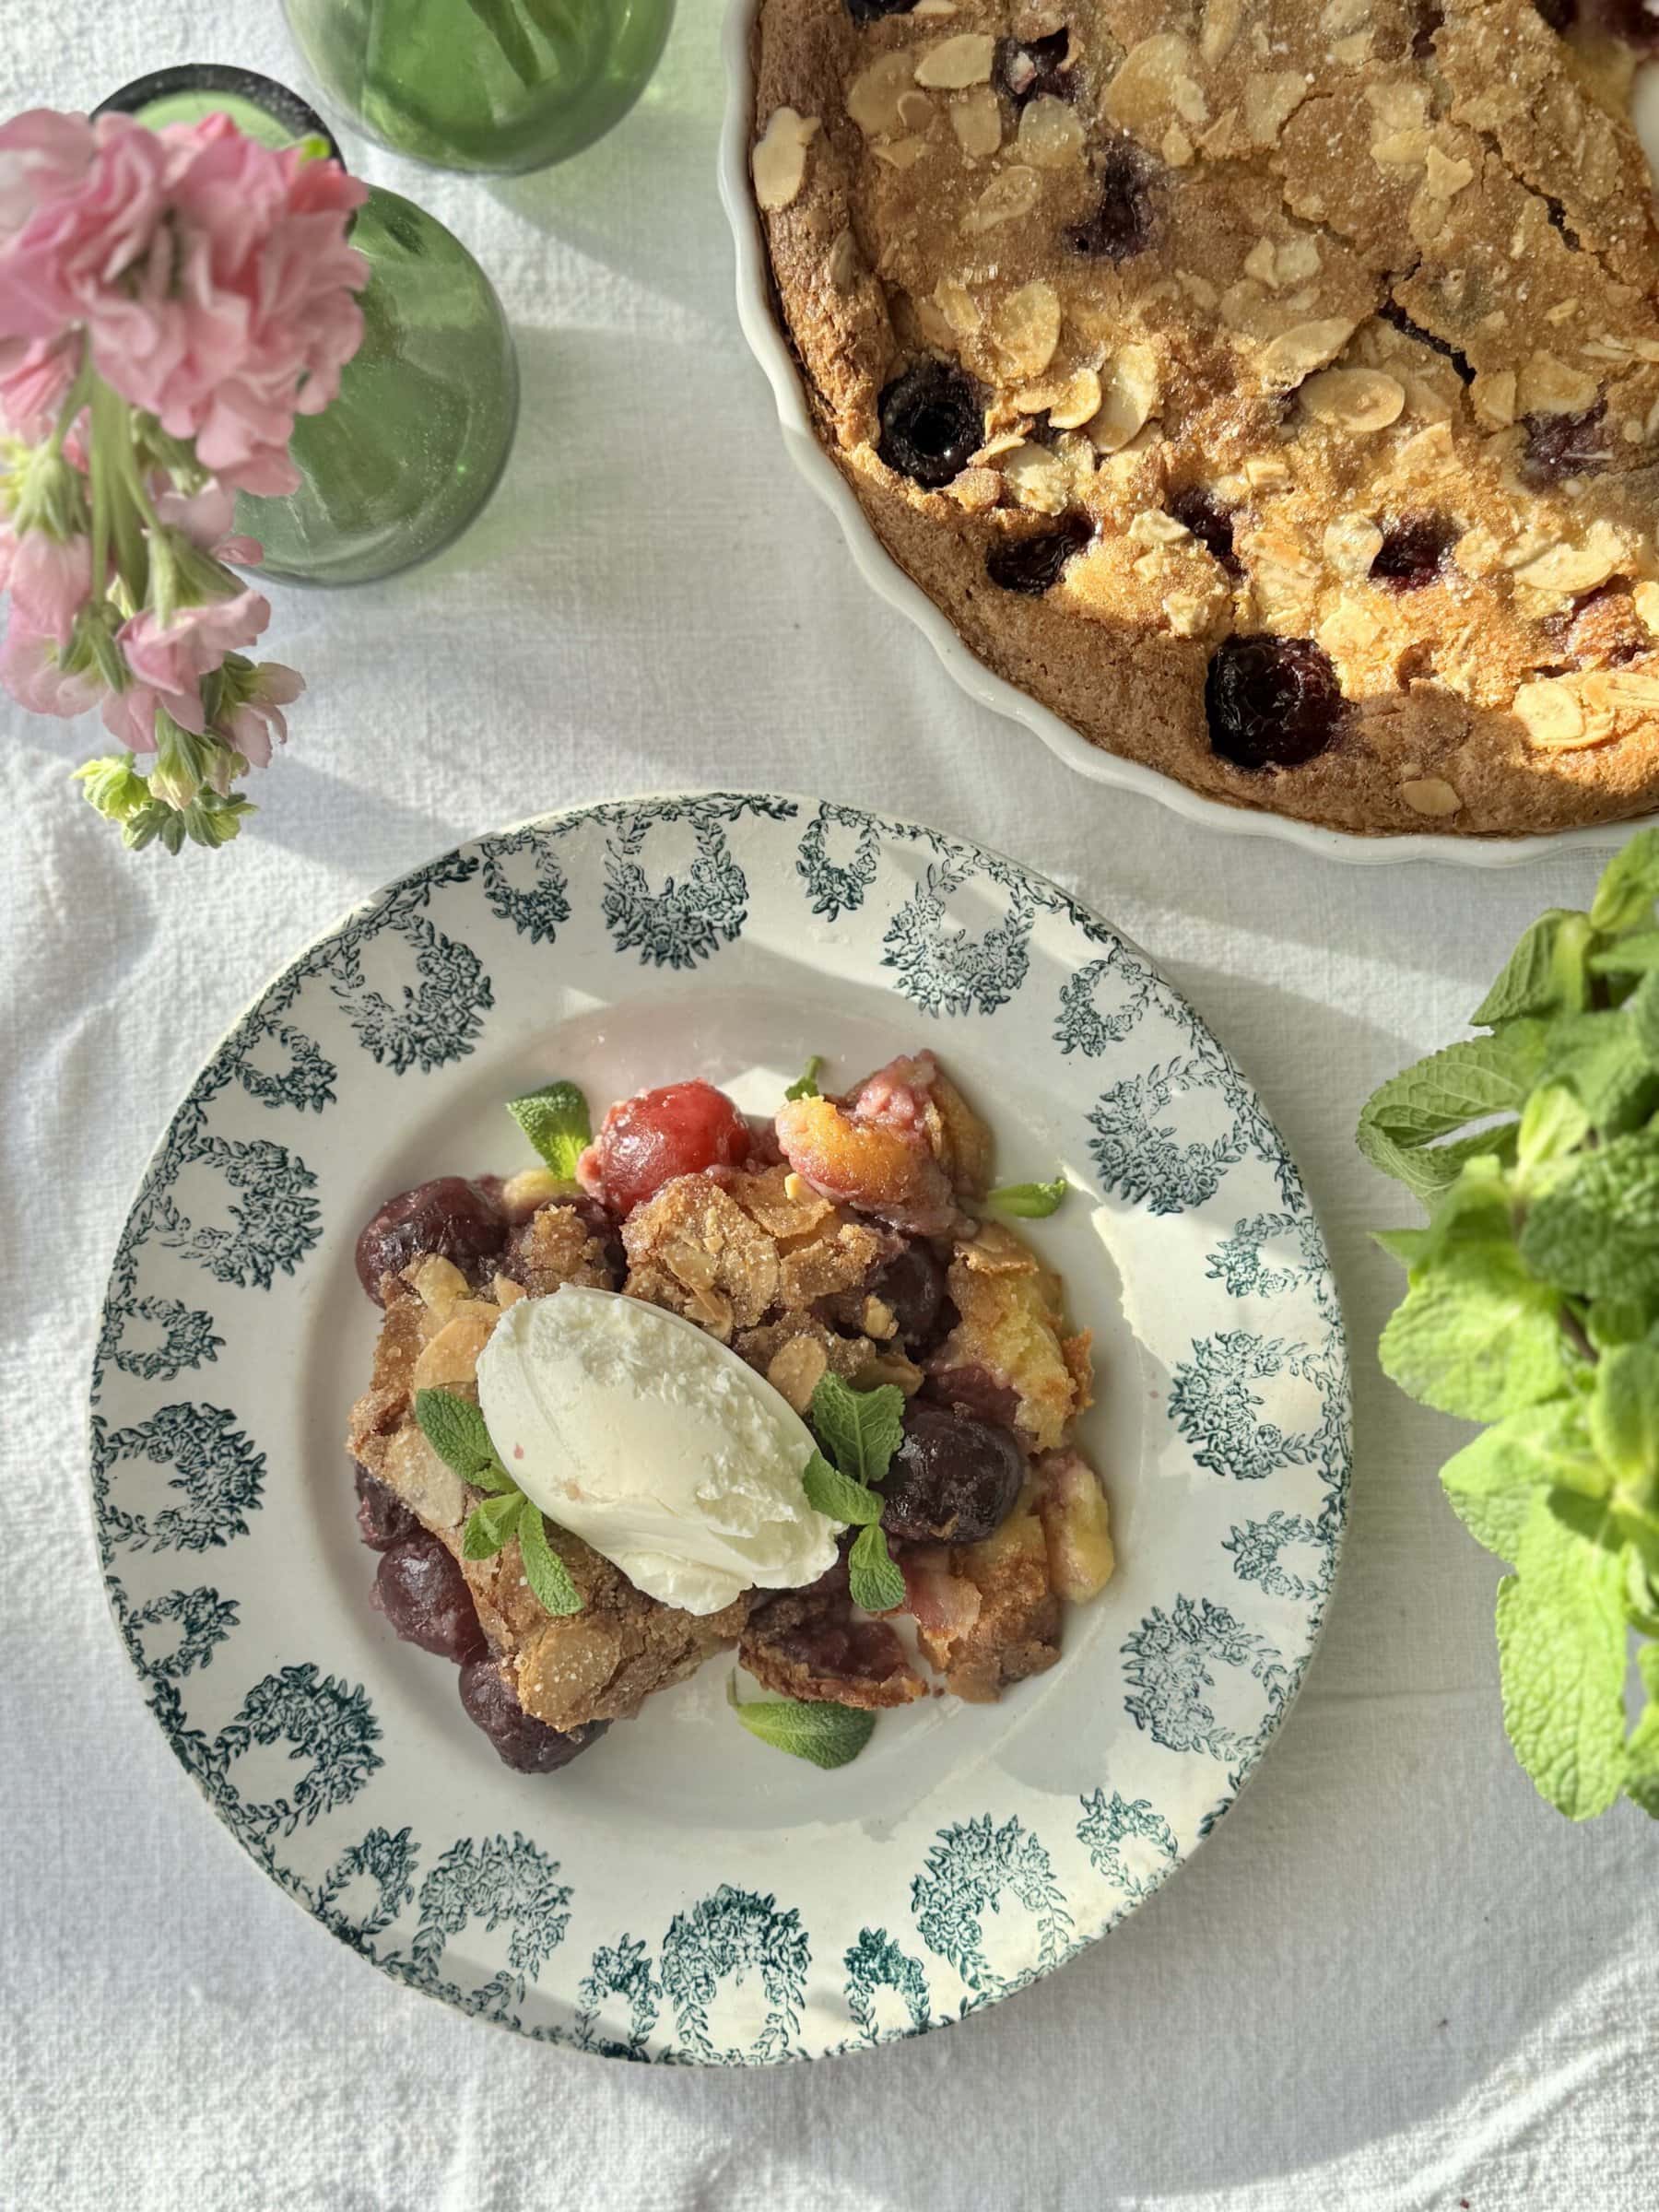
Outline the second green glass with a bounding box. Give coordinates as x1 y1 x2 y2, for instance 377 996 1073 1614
283 0 677 173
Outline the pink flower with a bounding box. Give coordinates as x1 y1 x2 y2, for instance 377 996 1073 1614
114 583 269 733
0 112 170 345
0 111 94 238
99 677 164 753
0 330 78 437
152 475 261 567
0 523 90 642
0 602 98 715
219 660 301 769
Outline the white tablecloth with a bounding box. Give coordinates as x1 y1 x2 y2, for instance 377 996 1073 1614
4 5 1655 2206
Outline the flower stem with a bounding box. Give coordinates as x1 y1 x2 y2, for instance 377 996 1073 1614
47 337 92 461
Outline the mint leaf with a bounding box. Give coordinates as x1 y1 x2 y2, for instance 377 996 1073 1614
1357 1026 1545 1195
802 1451 884 1526
518 1500 583 1616
1624 1646 1659 1817
1515 1084 1590 1178
1441 1399 1603 1559
848 1522 906 1613
784 1055 824 1101
1380 1240 1565 1420
415 1388 500 1482
1471 912 1589 1027
462 1490 522 1559
1535 1012 1659 1134
726 1676 876 1769
1589 828 1659 934
1372 1226 1432 1269
1496 1488 1630 1819
810 1373 906 1488
985 1172 1068 1219
1590 1343 1659 1501
1520 1127 1659 1302
507 1080 592 1178
1589 931 1659 976
1586 1296 1659 1353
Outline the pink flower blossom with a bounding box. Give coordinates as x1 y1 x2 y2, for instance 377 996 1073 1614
220 661 302 769
0 523 89 642
152 476 262 568
114 584 269 733
0 602 98 715
0 111 366 491
0 330 77 437
99 677 164 753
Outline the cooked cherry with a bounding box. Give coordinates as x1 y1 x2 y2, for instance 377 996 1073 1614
1534 0 1575 25
926 1359 1022 1432
1593 0 1659 43
355 1463 417 1551
1066 145 1158 261
592 1080 752 1216
843 0 915 17
371 1531 487 1665
1205 635 1345 771
1377 300 1474 385
881 1403 1026 1545
870 1242 950 1349
354 1176 505 1303
877 359 985 490
994 29 1071 108
986 514 1093 596
459 1658 609 1772
1169 488 1241 577
1370 514 1456 591
1522 400 1608 486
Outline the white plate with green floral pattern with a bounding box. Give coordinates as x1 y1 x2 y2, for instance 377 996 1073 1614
90 793 1348 2062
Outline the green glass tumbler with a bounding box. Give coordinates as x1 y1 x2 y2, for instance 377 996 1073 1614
282 0 676 173
98 67 519 586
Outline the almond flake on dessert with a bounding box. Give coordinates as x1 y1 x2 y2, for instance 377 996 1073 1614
949 85 1002 158
913 33 995 89
752 107 818 211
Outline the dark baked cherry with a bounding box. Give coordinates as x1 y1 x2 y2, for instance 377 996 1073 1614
1168 488 1241 577
877 359 986 490
354 1176 505 1304
1547 580 1648 669
842 0 916 17
592 1080 752 1216
993 29 1071 108
870 1242 951 1349
1533 0 1576 27
1522 400 1608 486
881 1403 1026 1545
986 513 1093 596
355 1462 418 1552
459 1658 609 1772
1066 143 1158 262
371 1530 487 1664
1204 635 1345 771
1370 514 1456 591
1592 0 1659 44
925 1359 1022 1432
1378 300 1474 386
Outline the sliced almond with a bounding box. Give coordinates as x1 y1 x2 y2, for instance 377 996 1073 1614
1513 678 1589 748
1423 145 1473 199
1018 94 1085 168
873 136 928 170
1260 318 1359 388
897 89 935 130
1324 514 1385 576
1512 523 1625 598
999 440 1071 513
1200 0 1243 65
914 33 995 89
1128 509 1190 546
1632 581 1659 636
1470 369 1517 428
1516 351 1600 418
962 166 1041 234
1085 344 1160 452
1595 668 1659 713
1042 367 1103 429
1276 235 1323 285
1102 35 1197 135
828 227 860 292
1243 239 1280 290
1399 778 1463 818
1300 367 1406 432
1243 71 1311 147
988 280 1062 379
847 52 915 137
752 107 819 212
932 275 982 336
950 84 1002 158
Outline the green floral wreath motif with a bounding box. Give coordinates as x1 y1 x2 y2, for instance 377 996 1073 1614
91 1403 265 1556
573 1936 662 2060
602 808 751 971
841 1927 932 2043
910 1816 1073 1997
480 824 571 945
1076 1789 1179 1903
408 1833 572 2018
796 801 883 922
660 1886 810 2064
882 857 1036 1019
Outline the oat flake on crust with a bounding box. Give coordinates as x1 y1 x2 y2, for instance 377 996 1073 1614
750 0 1659 834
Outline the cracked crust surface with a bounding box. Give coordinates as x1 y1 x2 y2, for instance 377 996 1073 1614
750 0 1659 835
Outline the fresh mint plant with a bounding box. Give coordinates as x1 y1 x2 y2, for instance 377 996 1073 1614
506 1080 592 1179
1360 830 1659 1820
413 1386 582 1617
806 1372 907 1613
985 1171 1069 1219
725 1675 876 1769
784 1055 824 1100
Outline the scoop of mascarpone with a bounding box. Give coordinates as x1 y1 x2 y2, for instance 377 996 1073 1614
475 1287 841 1616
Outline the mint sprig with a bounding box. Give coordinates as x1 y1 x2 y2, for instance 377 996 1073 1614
507 1080 592 1177
784 1055 824 1101
1360 829 1659 1821
726 1675 876 1769
413 1385 582 1617
848 1523 906 1613
985 1172 1068 1219
806 1372 907 1613
802 1451 884 1525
